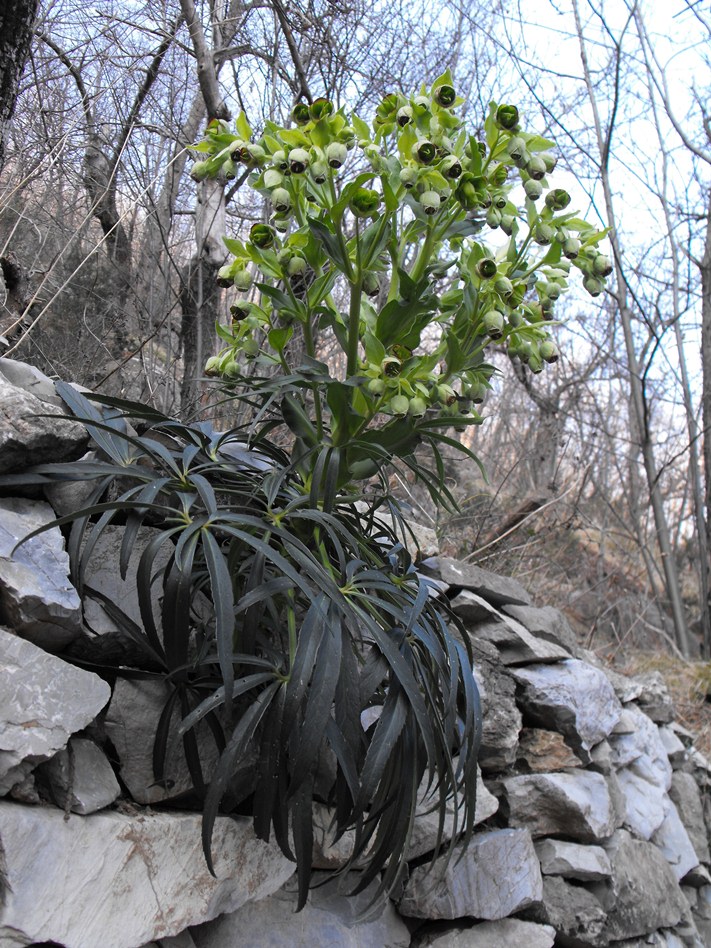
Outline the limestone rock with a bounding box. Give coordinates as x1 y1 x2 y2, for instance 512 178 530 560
43 451 100 517
609 705 672 790
516 728 582 773
420 556 532 606
534 838 612 881
503 771 615 842
651 800 699 882
512 659 622 754
104 678 226 805
413 918 556 947
0 802 295 948
467 608 570 666
669 771 711 864
616 766 668 839
0 628 110 794
659 725 687 767
38 736 120 814
0 497 82 650
596 830 688 942
191 873 409 948
471 639 521 771
502 603 581 654
399 828 543 920
0 362 88 474
527 875 607 945
634 671 675 723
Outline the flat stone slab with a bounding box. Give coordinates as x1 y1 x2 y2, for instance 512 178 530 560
415 918 555 947
535 838 612 881
38 736 120 814
0 497 82 651
191 872 410 948
511 659 622 753
0 363 88 474
503 771 615 842
421 556 532 606
616 766 668 840
0 803 295 948
0 628 110 794
609 705 672 790
516 728 582 773
502 603 580 654
399 828 543 920
651 799 699 881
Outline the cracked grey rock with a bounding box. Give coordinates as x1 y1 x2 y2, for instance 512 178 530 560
609 705 672 790
534 838 612 881
616 766 668 839
0 802 294 948
502 603 581 654
669 771 711 864
420 556 532 606
0 627 110 794
526 874 607 944
0 497 82 650
399 828 543 920
503 771 615 842
472 639 521 771
651 799 700 881
38 736 120 814
458 594 569 665
413 919 555 947
512 659 622 754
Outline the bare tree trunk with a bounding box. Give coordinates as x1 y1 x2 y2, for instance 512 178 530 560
701 199 711 653
0 0 39 170
573 0 690 656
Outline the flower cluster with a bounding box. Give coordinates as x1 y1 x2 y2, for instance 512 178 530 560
191 71 609 483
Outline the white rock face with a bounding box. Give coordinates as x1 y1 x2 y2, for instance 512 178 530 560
651 799 699 881
503 771 615 842
399 828 543 920
609 705 672 790
615 767 667 839
191 873 410 948
40 736 120 814
0 628 110 794
0 497 82 650
669 771 711 864
535 838 612 881
416 918 556 947
0 803 295 948
512 659 622 752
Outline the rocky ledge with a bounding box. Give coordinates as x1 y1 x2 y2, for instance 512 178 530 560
0 358 709 948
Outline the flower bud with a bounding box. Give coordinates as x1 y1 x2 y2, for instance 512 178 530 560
242 337 259 357
486 207 502 229
363 271 380 296
524 179 543 201
436 383 457 406
310 98 333 120
477 258 497 279
287 255 307 277
289 148 310 173
408 396 427 416
271 188 291 213
500 214 515 236
399 166 418 190
420 190 441 215
397 106 413 127
494 276 514 298
544 281 562 300
540 340 559 363
340 127 357 149
413 95 430 114
483 309 505 338
264 169 284 189
381 357 401 377
478 190 492 209
310 160 328 183
563 237 580 259
217 264 235 287
349 187 381 218
457 180 478 209
440 155 462 179
250 223 275 249
540 152 557 173
411 140 437 164
467 381 487 404
545 188 570 210
326 141 347 169
540 296 555 315
528 352 543 373
246 143 266 164
508 310 523 327
292 103 311 126
367 378 386 395
375 92 399 125
272 150 288 170
435 84 456 107
389 394 410 414
493 193 508 210
593 254 613 277
496 104 519 129
583 275 604 297
534 222 555 245
204 355 221 376
228 139 246 159
526 156 547 180
507 137 526 162
233 268 252 291
190 160 211 182
230 301 251 321
489 163 508 187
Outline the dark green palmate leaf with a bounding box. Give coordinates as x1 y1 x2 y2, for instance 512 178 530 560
0 389 482 912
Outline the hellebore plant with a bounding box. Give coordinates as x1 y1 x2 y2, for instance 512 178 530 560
2 72 609 913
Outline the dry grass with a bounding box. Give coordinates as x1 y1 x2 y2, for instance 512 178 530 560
614 650 711 760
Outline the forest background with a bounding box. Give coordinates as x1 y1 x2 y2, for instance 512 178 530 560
1 0 710 678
